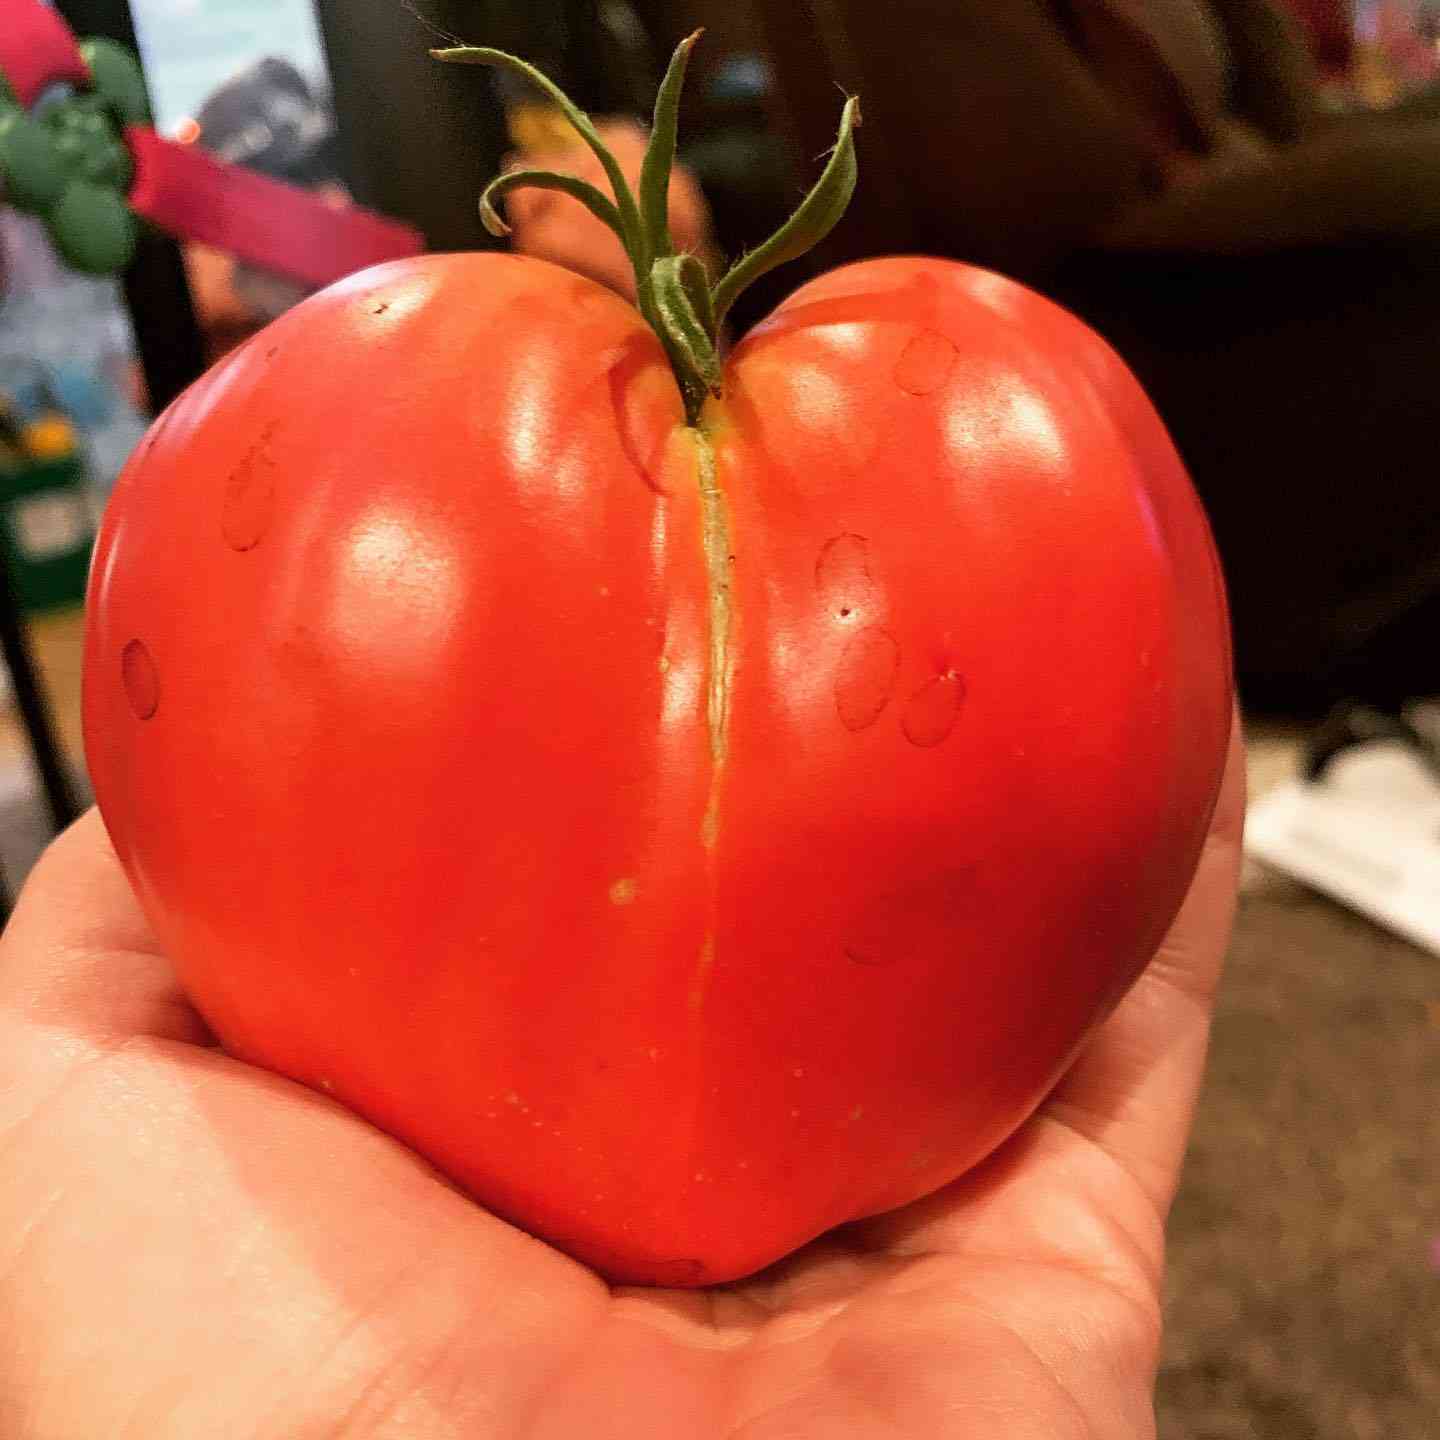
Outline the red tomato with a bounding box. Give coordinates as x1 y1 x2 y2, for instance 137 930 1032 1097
83 250 1231 1287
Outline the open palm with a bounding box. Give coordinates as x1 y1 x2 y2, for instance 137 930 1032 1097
0 721 1242 1439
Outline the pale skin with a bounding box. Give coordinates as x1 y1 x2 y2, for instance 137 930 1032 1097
500 118 716 300
0 717 1243 1439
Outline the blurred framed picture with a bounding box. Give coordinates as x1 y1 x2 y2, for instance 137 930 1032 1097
128 0 343 352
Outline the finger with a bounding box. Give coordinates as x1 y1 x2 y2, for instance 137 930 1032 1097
0 809 212 1045
1044 710 1247 1212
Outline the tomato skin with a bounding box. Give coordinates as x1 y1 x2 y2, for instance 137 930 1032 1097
83 251 1231 1286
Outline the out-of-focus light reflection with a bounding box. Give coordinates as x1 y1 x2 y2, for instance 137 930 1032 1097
506 383 546 478
331 505 462 674
649 501 668 592
173 116 200 144
660 647 702 735
503 349 561 483
965 269 1024 319
501 352 591 517
762 619 818 736
1006 392 1065 467
783 363 848 437
944 382 1065 471
815 322 870 358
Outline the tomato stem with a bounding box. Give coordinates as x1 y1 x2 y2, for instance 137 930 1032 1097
433 35 861 424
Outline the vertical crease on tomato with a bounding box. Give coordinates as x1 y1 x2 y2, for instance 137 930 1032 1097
695 425 733 853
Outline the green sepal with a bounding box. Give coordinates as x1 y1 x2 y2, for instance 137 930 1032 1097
710 97 861 328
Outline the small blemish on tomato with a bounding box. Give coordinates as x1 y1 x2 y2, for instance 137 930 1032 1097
609 877 638 905
222 439 276 552
816 533 877 621
894 329 958 396
121 639 159 720
372 301 390 315
835 626 900 732
844 944 889 967
901 670 966 747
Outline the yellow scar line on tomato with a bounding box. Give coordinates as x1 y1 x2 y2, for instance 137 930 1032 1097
692 425 732 853
689 932 716 1014
686 422 731 1038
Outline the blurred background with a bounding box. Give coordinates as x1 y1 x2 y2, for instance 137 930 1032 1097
1 1 1437 1434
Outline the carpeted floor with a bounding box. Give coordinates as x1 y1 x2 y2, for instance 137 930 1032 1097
1157 869 1440 1438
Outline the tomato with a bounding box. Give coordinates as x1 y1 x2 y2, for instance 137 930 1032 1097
82 40 1231 1287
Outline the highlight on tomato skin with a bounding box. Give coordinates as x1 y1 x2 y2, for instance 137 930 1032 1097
79 36 1233 1288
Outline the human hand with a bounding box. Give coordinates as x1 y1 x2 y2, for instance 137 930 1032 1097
0 717 1242 1438
500 117 713 300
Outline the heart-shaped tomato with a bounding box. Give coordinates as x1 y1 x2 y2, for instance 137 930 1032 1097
83 243 1230 1285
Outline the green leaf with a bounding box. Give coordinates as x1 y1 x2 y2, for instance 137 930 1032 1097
47 96 132 190
711 96 861 327
0 111 67 213
477 167 623 239
638 30 702 265
79 39 153 128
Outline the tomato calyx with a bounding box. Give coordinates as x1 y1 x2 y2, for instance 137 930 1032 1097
432 34 861 425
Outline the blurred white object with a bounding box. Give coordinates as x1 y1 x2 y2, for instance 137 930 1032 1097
0 212 149 496
1247 738 1440 956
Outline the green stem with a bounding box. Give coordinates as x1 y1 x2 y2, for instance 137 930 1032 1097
431 44 647 264
653 254 723 417
434 37 860 426
477 169 622 240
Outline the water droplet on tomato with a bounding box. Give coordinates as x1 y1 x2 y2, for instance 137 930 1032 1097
121 639 159 720
894 329 959 396
901 671 966 748
834 626 900 732
816 533 877 621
